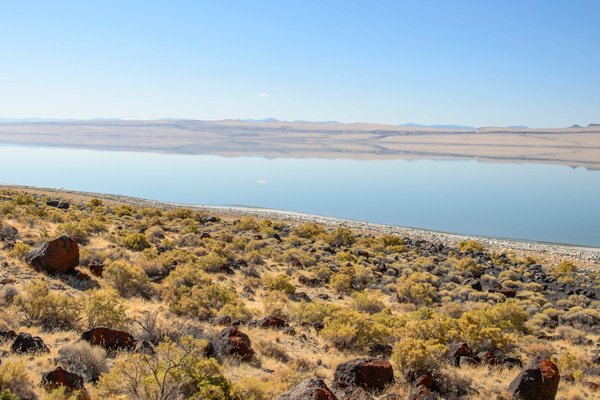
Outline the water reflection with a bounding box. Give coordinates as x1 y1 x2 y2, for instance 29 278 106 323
1 145 598 247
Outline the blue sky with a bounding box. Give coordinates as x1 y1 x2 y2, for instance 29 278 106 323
1 1 598 127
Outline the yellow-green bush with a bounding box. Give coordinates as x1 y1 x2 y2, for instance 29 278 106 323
97 337 231 400
263 274 296 295
321 308 394 349
292 301 340 324
0 362 35 400
350 290 385 314
164 264 241 320
18 281 80 330
7 242 30 260
326 227 356 246
83 288 128 329
103 261 154 299
458 240 484 252
391 337 448 379
121 232 152 251
292 222 325 239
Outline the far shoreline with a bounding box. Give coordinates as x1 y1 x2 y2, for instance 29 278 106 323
2 183 599 268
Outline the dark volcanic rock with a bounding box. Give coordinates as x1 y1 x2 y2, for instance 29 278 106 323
11 332 50 354
0 330 17 343
41 366 84 392
81 327 136 350
333 357 394 392
408 374 437 400
134 339 155 355
252 315 286 329
216 327 255 362
0 224 18 242
88 260 104 276
26 235 79 273
508 356 560 400
275 378 338 400
448 342 470 366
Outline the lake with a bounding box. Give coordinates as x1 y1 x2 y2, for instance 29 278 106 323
1 144 599 247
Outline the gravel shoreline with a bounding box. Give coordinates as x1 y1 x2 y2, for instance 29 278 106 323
3 184 599 266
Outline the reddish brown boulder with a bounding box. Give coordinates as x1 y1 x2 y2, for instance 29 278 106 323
0 330 17 342
448 342 470 366
477 351 498 366
408 374 437 400
41 366 84 392
80 327 136 350
88 260 104 276
216 327 255 362
275 378 338 400
254 315 286 329
508 356 560 400
26 235 79 273
333 357 394 392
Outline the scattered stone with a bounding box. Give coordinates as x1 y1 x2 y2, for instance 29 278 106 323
448 342 470 366
462 278 482 291
508 356 560 400
408 374 437 400
80 327 136 351
275 378 338 400
477 351 498 366
333 357 394 392
46 201 70 209
11 332 50 354
0 330 17 343
88 260 104 276
26 235 79 273
216 327 255 362
252 315 286 329
41 366 84 393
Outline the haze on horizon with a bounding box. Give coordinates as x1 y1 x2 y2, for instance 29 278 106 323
1 1 598 128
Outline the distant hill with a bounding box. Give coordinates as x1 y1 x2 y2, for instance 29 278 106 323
400 123 477 130
0 118 121 123
508 125 529 129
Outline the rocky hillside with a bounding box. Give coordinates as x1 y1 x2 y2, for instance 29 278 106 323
0 188 599 399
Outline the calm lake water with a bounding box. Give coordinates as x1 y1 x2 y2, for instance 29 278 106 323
1 145 599 247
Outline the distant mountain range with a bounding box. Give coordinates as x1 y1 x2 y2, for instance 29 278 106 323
7 117 600 129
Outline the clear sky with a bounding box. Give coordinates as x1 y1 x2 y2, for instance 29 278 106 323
1 0 598 127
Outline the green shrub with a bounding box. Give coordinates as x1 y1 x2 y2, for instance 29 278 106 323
458 240 484 252
350 290 385 314
380 234 405 247
97 336 231 400
292 301 340 324
292 222 325 239
326 227 356 246
164 264 241 320
198 252 227 272
87 198 103 207
113 205 135 216
7 242 30 260
391 337 448 379
555 260 577 275
104 261 154 299
122 232 152 251
235 216 260 232
0 362 35 400
166 208 194 220
18 281 80 330
263 274 296 295
321 308 394 349
83 288 128 329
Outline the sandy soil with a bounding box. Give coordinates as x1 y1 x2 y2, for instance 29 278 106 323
2 184 599 269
